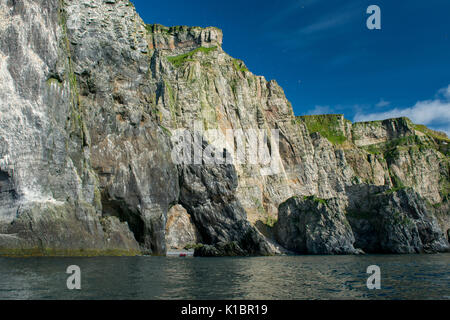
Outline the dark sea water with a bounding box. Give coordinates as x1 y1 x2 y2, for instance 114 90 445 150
0 254 448 300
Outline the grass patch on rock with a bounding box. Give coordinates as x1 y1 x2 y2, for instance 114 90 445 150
303 195 329 206
167 46 218 68
414 124 450 143
232 59 249 73
298 114 348 145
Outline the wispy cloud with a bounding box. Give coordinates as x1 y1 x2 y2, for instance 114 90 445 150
296 9 358 35
263 1 361 50
306 105 332 115
354 85 450 136
438 84 450 99
376 98 391 108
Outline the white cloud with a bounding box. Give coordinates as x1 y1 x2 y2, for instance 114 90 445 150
354 100 450 126
354 85 450 136
307 105 332 115
437 84 450 99
376 98 391 107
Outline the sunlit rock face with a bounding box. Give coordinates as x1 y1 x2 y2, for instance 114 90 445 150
165 204 199 250
0 0 448 256
0 0 141 256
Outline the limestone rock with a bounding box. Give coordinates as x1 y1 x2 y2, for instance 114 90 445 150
165 204 200 250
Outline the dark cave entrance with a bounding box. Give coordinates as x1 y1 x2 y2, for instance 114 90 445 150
0 170 17 201
0 170 9 188
101 197 146 245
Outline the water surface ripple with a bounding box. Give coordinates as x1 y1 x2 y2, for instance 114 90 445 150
0 254 448 300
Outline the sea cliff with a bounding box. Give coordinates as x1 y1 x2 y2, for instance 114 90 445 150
0 0 448 256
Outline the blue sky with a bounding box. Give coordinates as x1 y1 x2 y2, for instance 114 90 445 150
131 0 450 134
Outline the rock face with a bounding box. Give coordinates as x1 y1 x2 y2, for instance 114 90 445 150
275 196 358 255
0 0 448 256
276 188 448 255
165 204 199 250
347 187 449 254
0 0 141 256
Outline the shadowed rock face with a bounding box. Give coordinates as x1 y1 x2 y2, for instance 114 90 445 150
276 185 449 254
276 188 449 255
347 188 449 254
0 170 17 232
179 162 273 256
0 0 448 256
275 196 359 255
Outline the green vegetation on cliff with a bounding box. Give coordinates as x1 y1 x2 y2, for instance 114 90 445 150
414 124 450 143
298 114 348 145
362 134 444 160
167 46 218 68
232 59 249 73
264 215 278 228
303 195 329 206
